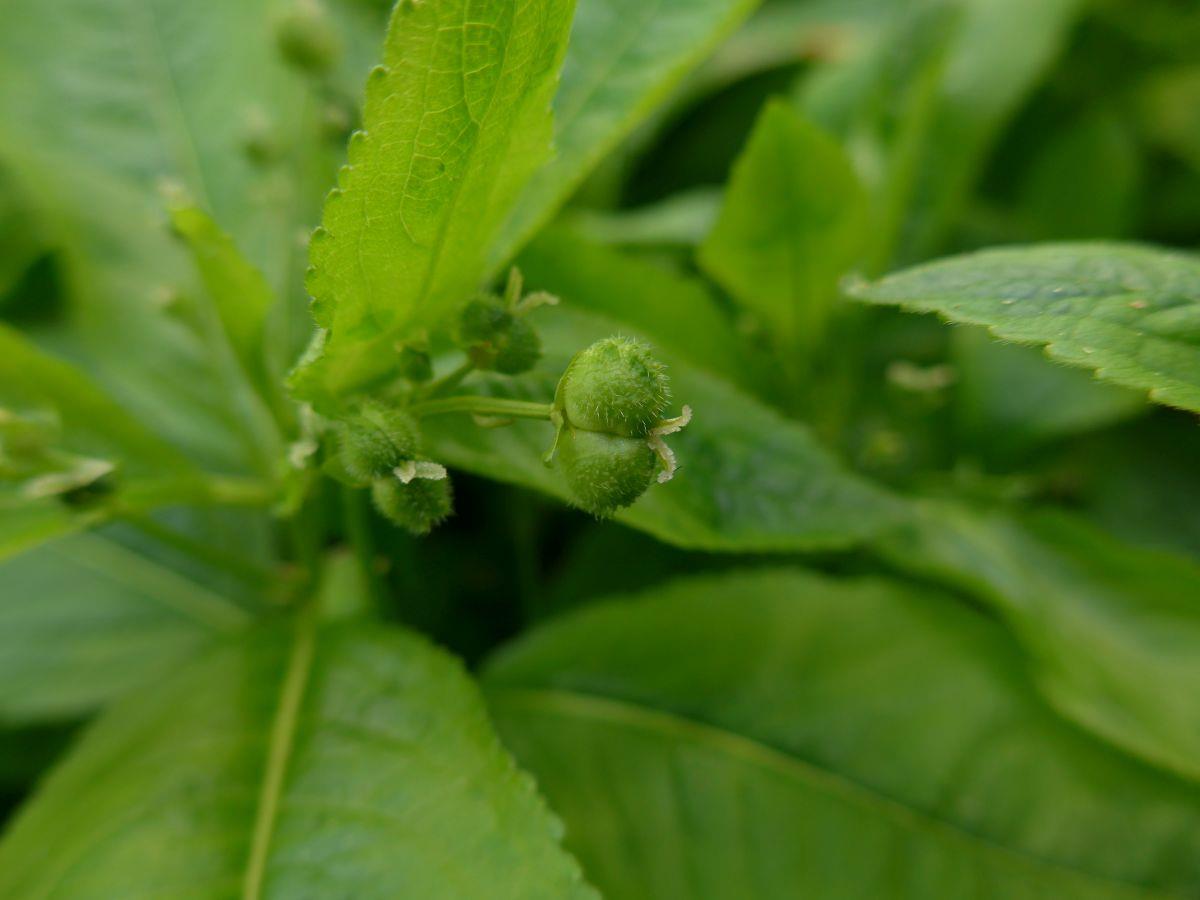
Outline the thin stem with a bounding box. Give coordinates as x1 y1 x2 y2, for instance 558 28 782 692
409 396 554 421
421 360 475 398
341 485 383 615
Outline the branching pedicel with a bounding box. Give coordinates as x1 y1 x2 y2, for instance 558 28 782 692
328 271 691 532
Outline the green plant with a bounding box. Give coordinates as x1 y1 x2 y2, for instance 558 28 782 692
4 0 1200 896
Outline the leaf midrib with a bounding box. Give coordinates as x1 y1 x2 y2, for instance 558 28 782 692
490 685 1184 900
241 609 318 900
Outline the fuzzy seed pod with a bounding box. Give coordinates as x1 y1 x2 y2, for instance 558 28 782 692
557 429 658 516
555 337 669 438
457 296 542 375
337 402 421 483
371 475 453 536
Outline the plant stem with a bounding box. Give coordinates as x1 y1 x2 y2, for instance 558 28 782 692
409 396 554 421
341 485 383 614
422 360 476 397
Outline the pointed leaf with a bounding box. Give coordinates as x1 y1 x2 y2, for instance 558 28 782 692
698 101 867 352
294 0 577 403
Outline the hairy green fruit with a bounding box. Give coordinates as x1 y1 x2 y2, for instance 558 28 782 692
458 296 542 375
371 475 453 536
557 429 658 516
337 402 421 482
556 337 669 437
276 0 341 75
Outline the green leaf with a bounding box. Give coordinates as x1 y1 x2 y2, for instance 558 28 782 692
0 0 381 471
569 187 722 248
698 100 867 353
0 531 249 725
486 568 1200 898
878 501 1200 785
421 307 905 552
0 616 596 899
1018 111 1141 241
798 4 958 273
0 324 192 478
890 0 1083 259
166 201 276 396
489 0 762 269
850 243 1200 413
516 225 750 388
294 0 577 403
952 326 1144 461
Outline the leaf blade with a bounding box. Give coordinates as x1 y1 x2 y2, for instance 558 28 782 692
698 100 867 352
0 618 597 899
295 0 577 402
486 568 1200 898
489 0 762 269
850 242 1200 413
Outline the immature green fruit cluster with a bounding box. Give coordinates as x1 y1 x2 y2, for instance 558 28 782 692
336 401 452 536
550 337 690 517
458 295 541 375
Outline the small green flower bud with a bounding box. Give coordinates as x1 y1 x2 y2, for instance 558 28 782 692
371 473 453 536
457 296 542 375
555 337 669 438
557 429 658 516
276 0 341 75
337 401 420 483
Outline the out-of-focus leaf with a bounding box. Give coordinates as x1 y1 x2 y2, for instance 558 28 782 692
799 4 956 272
698 101 867 353
814 0 1083 261
293 0 576 404
1018 111 1141 240
516 225 747 387
166 202 276 394
0 532 250 725
0 324 192 477
569 188 722 248
422 307 905 552
0 617 596 900
879 501 1200 785
952 327 1144 462
0 0 381 471
487 568 1200 898
850 243 1200 413
489 0 762 269
1135 65 1200 170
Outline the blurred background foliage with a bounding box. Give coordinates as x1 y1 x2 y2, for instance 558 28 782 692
2 0 1200 846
